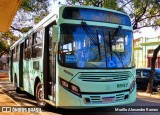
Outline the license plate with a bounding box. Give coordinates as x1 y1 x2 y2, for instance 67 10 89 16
102 96 115 103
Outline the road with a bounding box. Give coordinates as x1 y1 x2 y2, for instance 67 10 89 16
0 81 160 115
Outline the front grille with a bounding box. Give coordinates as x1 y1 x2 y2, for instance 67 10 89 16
85 93 128 104
78 71 132 82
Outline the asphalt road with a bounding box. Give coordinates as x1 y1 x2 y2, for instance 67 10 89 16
0 81 160 115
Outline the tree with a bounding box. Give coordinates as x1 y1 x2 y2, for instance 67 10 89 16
11 0 50 34
66 0 117 8
0 31 19 56
146 45 160 93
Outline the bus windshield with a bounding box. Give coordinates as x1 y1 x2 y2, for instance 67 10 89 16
59 24 133 69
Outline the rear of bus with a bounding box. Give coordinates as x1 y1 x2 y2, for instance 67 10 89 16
56 5 136 108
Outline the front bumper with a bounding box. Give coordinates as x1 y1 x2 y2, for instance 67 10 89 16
57 85 136 109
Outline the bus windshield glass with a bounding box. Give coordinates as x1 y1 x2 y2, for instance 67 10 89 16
59 24 133 69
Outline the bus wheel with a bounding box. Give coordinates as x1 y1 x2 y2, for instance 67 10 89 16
36 82 46 107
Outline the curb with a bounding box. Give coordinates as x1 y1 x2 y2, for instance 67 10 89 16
137 92 160 99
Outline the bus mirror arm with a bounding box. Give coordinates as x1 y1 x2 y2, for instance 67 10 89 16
53 25 58 43
54 42 58 54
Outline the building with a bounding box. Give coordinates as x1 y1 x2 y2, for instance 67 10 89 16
134 36 160 68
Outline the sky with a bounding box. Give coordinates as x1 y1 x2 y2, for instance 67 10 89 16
133 27 160 39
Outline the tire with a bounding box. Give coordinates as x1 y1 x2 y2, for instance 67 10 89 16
156 85 160 92
36 82 46 107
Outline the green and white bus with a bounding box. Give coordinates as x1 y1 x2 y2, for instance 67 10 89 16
9 5 136 108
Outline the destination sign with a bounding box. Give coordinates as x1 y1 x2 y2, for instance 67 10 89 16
63 7 131 26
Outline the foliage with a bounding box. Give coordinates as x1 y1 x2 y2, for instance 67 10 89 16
11 0 50 34
0 31 19 56
20 0 50 23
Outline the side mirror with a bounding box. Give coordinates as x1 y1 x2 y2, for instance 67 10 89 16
53 25 58 42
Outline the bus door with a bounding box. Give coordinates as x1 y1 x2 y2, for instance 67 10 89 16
19 42 24 88
9 50 13 82
23 38 31 92
44 24 56 102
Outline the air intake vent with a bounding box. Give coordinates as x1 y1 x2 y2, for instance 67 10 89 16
78 71 132 82
90 96 101 103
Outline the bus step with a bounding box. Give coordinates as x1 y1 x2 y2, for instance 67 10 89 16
44 99 56 106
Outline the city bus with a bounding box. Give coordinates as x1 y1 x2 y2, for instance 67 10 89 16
9 5 136 108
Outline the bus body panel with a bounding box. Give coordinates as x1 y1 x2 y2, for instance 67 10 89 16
57 65 136 107
12 62 19 86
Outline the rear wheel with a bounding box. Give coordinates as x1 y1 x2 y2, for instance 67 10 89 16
36 82 46 107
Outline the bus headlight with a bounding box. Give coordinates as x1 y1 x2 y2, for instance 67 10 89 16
60 78 81 97
130 79 136 93
70 83 81 97
61 79 69 88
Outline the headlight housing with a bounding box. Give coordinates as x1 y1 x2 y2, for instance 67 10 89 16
130 79 136 93
60 78 81 97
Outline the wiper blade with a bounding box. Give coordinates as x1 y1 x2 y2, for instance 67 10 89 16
113 25 122 38
108 25 124 67
81 21 101 59
108 31 112 59
81 21 98 45
108 25 122 56
96 29 101 60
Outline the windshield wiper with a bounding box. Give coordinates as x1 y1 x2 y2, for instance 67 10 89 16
114 25 122 37
81 21 101 60
108 25 122 56
108 31 112 59
108 25 124 67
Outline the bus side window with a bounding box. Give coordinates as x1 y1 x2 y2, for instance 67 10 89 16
12 45 19 62
13 48 16 62
24 37 31 59
16 44 20 61
32 29 43 58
